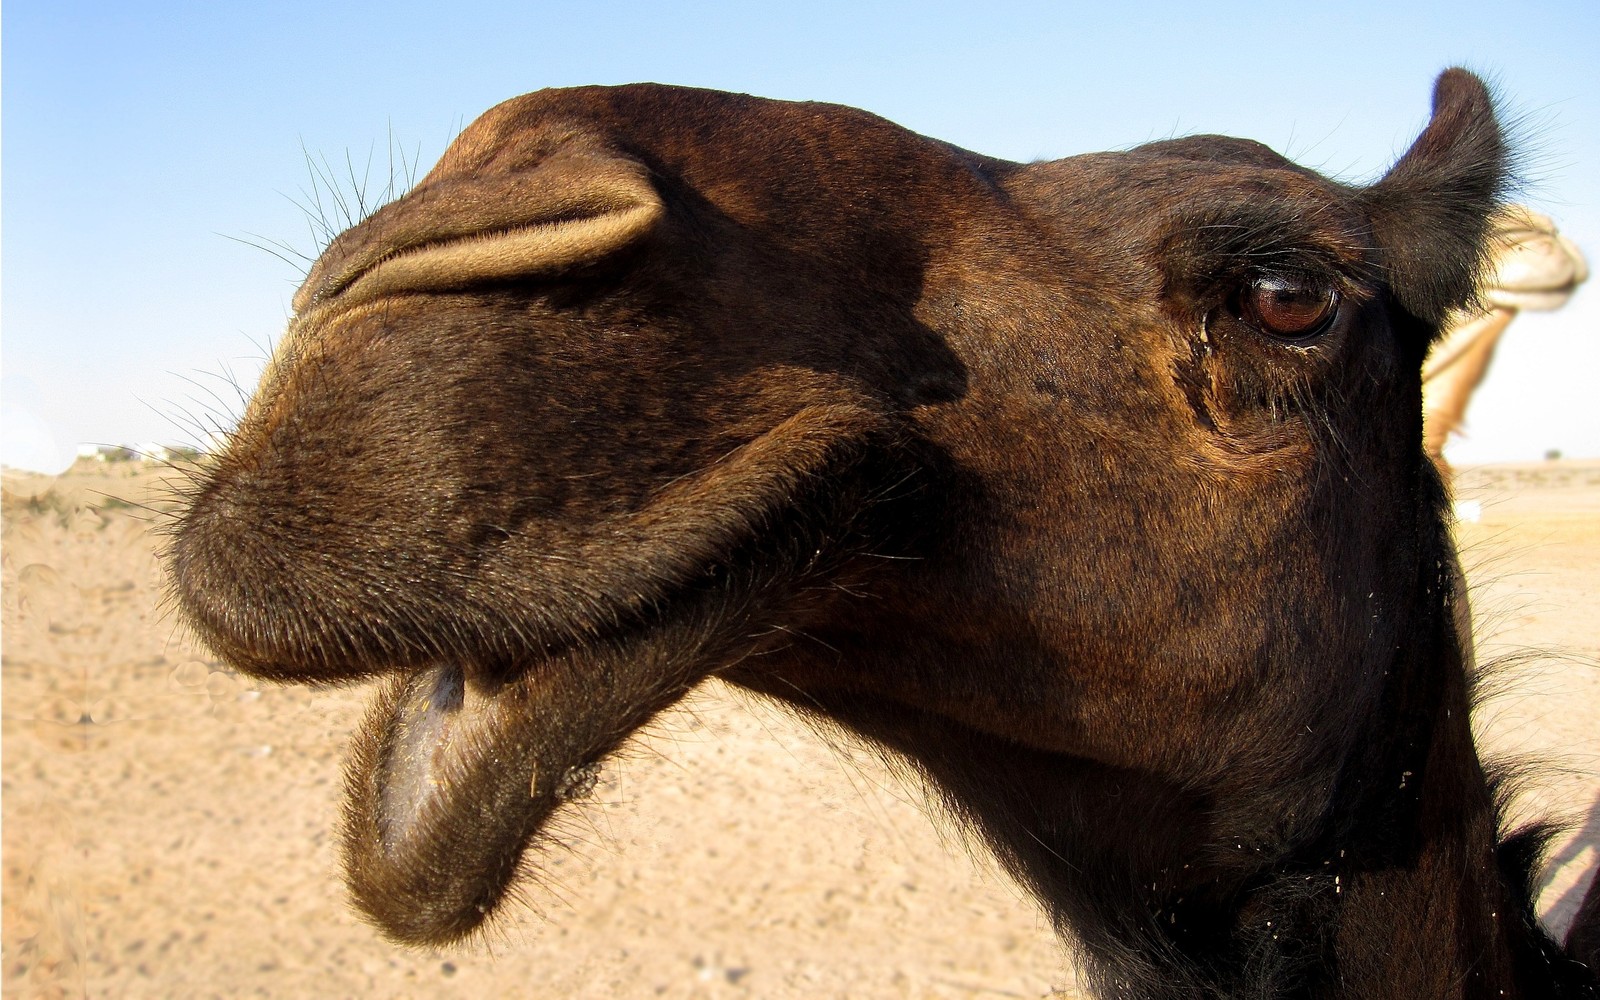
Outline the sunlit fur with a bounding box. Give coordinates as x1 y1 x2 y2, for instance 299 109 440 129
168 71 1599 997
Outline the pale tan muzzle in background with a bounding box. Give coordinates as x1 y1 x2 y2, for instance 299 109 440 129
1423 206 1589 464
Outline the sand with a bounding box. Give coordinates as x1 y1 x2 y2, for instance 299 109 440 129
3 459 1596 999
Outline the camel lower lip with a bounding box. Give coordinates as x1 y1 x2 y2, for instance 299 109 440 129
338 648 654 944
341 662 557 944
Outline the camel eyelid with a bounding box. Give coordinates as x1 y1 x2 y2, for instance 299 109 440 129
1164 222 1370 327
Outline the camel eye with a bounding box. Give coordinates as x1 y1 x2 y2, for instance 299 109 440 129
1238 275 1339 340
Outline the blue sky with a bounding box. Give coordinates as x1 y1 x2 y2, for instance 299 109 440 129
5 0 1598 470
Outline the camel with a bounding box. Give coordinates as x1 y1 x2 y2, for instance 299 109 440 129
168 71 1600 997
1423 206 1588 466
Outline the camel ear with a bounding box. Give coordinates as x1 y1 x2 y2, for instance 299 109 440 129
1364 69 1509 328
294 142 664 313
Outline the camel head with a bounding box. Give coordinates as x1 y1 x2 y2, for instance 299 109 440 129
169 70 1525 971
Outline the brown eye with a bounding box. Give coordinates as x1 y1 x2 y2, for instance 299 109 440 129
1239 275 1339 339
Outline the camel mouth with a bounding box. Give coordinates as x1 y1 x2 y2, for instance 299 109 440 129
174 403 890 943
339 622 703 945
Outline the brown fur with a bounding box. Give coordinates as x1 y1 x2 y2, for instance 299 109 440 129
168 71 1599 996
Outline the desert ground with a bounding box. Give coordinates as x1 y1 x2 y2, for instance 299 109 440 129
3 458 1597 999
